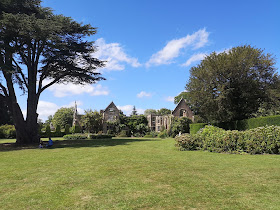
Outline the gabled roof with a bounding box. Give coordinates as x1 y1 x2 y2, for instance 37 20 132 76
172 98 190 114
104 101 119 112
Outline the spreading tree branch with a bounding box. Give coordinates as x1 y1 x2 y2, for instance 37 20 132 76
37 71 69 95
0 82 9 97
12 57 28 88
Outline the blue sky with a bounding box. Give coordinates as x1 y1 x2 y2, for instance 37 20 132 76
17 0 280 120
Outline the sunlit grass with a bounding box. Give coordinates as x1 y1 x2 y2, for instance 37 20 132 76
0 137 280 209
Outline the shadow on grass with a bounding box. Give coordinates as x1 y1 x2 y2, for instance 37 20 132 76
0 138 156 152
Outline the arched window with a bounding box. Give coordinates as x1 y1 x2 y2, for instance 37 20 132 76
180 109 186 117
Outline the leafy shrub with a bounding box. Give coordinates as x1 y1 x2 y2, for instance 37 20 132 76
71 125 81 134
144 131 158 138
55 125 61 136
170 117 192 137
65 124 70 134
175 125 280 154
244 126 280 154
190 123 207 134
107 129 113 135
118 130 129 137
88 134 113 139
150 131 158 137
175 133 200 151
63 133 87 140
0 124 16 139
45 125 51 137
133 132 142 137
158 130 168 139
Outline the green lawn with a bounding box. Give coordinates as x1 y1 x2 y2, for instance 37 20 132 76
0 137 280 209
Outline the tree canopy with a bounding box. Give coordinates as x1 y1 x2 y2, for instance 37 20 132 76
51 107 74 128
185 45 279 123
157 108 171 115
174 92 191 105
81 110 102 133
144 108 172 116
144 109 157 116
0 0 105 143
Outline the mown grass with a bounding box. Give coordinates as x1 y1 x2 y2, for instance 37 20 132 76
0 137 280 209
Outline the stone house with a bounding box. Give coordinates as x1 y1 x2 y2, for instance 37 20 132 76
72 99 193 133
100 102 120 133
172 98 194 120
72 101 120 133
147 114 173 132
146 99 194 132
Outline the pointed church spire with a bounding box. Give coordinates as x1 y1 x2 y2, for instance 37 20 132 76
73 101 79 126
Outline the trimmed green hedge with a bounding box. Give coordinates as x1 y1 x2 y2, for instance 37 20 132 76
190 115 280 133
63 134 87 140
246 115 280 129
88 134 113 139
190 123 207 134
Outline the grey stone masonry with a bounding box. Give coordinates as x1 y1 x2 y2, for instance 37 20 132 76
147 99 194 132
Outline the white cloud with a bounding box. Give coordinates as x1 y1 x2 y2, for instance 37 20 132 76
26 100 86 121
37 101 60 120
46 82 109 98
94 38 141 71
181 47 231 67
137 91 152 98
165 96 174 102
117 105 144 116
146 28 209 67
182 53 207 67
63 101 84 114
22 101 60 121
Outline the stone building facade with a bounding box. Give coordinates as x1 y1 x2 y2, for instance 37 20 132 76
100 102 120 133
72 101 120 133
172 98 194 120
146 99 194 132
73 99 193 133
147 114 173 132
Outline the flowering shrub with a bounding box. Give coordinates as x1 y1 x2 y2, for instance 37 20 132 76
175 133 201 151
244 126 280 154
175 125 280 154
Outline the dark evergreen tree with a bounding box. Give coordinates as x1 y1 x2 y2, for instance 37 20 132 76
131 106 138 116
0 0 105 144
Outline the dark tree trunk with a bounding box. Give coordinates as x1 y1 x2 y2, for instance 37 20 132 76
3 50 40 145
8 94 40 145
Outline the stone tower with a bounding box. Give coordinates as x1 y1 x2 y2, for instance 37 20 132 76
72 101 80 127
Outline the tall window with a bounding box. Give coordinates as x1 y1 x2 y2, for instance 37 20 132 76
180 109 186 117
